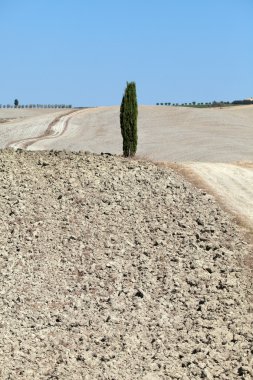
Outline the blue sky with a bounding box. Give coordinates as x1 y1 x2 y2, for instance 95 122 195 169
0 0 252 106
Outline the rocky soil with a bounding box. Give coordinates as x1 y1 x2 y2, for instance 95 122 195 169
0 149 252 380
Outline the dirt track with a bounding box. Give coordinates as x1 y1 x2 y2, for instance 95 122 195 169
180 163 253 231
8 109 80 150
0 109 71 149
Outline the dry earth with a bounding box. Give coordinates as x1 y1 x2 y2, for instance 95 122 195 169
1 105 253 162
0 149 252 379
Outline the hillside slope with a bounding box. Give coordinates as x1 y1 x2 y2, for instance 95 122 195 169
1 105 253 162
0 150 252 380
30 105 253 162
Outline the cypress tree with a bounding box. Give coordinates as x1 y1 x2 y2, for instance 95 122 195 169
120 82 138 157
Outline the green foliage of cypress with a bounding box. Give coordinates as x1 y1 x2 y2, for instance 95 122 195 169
120 82 138 157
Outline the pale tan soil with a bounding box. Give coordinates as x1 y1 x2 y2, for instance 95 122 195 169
2 105 253 162
21 105 253 163
29 106 121 152
0 150 252 379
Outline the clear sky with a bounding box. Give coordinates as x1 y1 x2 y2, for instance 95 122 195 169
0 0 252 106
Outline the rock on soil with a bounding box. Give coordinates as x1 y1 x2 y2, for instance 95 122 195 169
0 149 252 380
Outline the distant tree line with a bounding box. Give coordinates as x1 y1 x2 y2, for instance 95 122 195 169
156 99 253 107
0 104 72 109
231 99 253 105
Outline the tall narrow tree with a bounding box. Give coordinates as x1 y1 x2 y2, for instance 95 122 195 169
120 82 138 157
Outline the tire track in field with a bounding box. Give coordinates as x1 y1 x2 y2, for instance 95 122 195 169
7 109 81 150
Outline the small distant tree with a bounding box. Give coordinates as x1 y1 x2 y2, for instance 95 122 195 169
14 99 19 108
120 81 138 157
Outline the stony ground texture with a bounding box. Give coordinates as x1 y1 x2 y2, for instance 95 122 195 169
0 150 252 380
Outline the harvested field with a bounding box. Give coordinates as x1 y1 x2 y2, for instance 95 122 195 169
1 105 253 162
0 149 252 379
